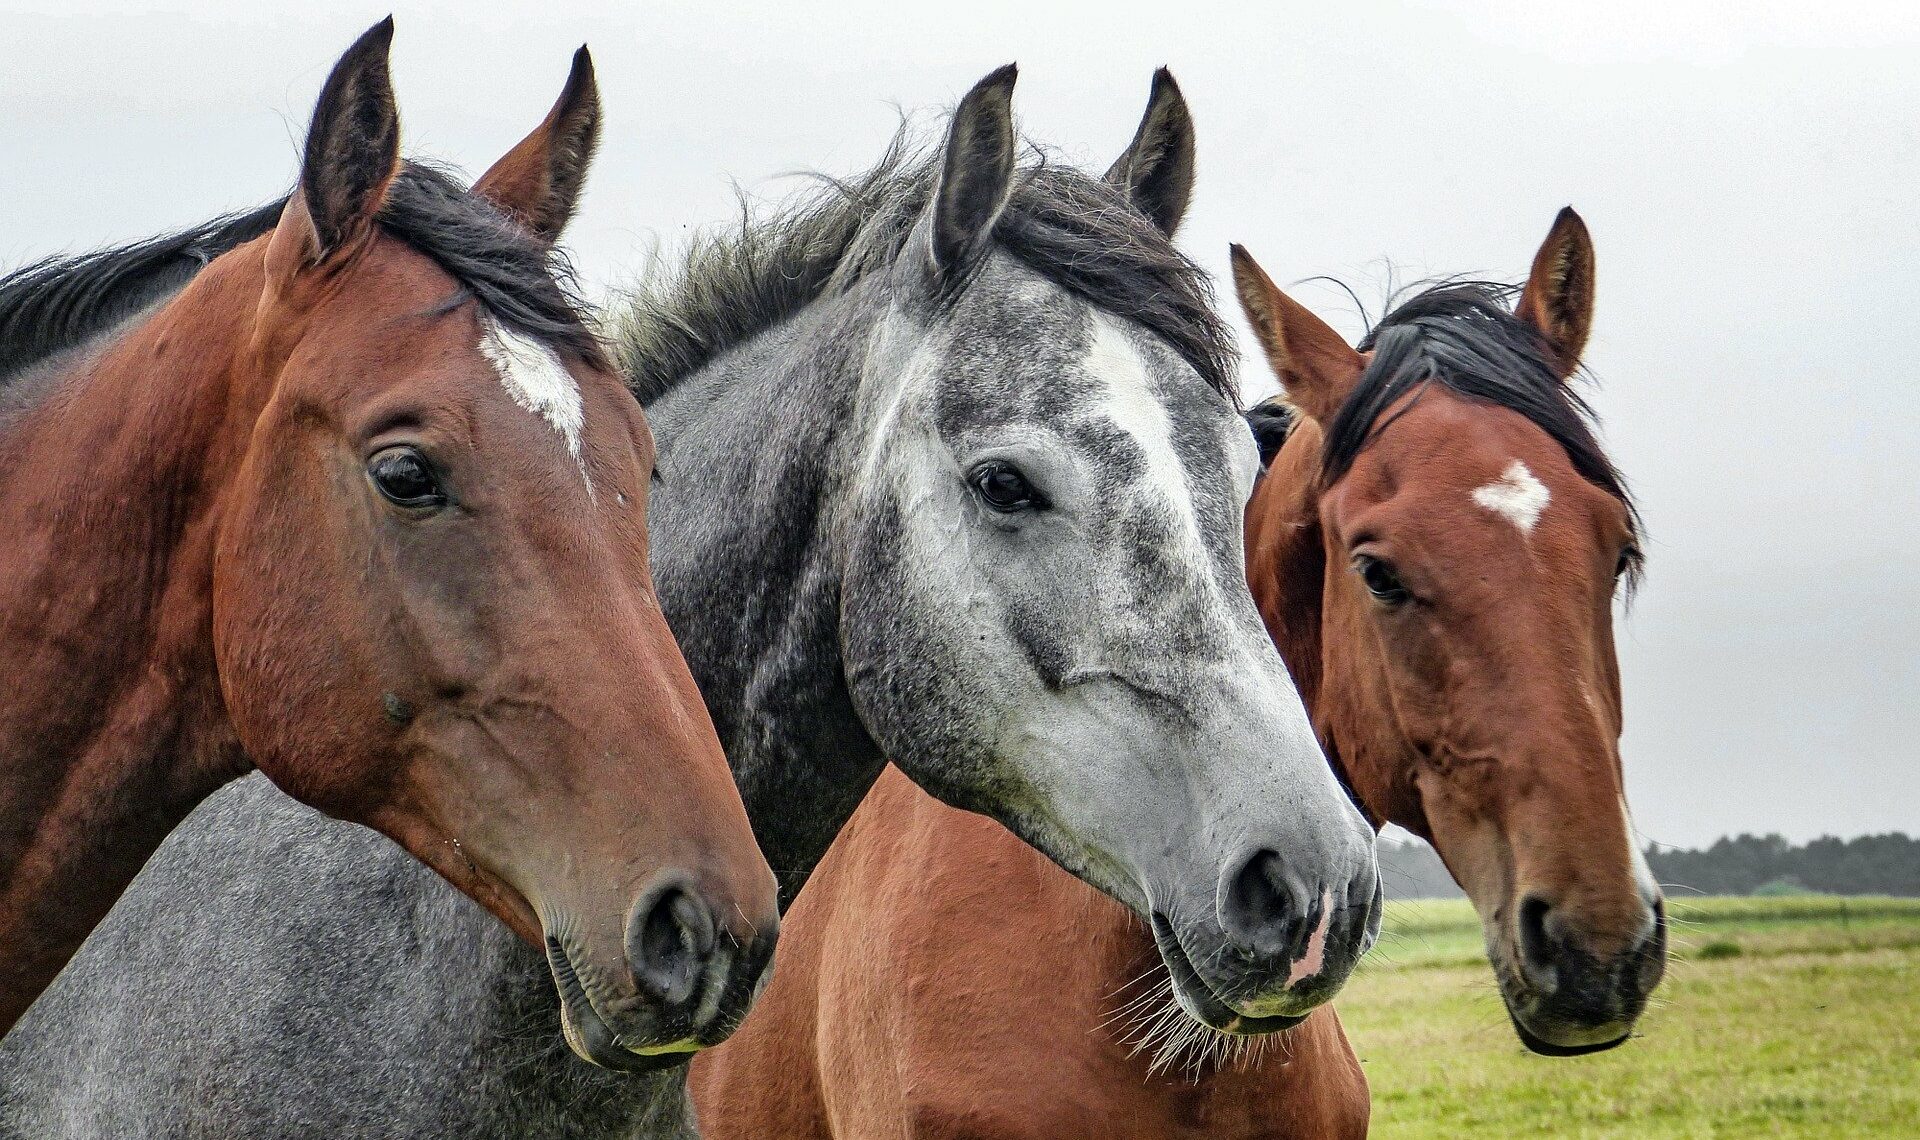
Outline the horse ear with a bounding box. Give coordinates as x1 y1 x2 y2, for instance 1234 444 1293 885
1515 207 1595 380
473 46 602 245
929 64 1019 280
1105 68 1195 236
293 18 401 261
1230 244 1363 425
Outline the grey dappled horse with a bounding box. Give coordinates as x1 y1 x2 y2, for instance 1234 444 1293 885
0 69 1377 1137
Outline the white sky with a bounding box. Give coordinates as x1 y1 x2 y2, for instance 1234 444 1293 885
4 0 1916 848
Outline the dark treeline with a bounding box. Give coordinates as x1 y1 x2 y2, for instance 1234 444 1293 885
1646 832 1920 898
1379 832 1920 900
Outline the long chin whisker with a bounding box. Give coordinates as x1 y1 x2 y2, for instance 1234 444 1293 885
1102 965 1286 1081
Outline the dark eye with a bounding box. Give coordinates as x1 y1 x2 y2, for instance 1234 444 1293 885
368 447 446 511
969 461 1045 513
1615 545 1641 579
1354 554 1410 605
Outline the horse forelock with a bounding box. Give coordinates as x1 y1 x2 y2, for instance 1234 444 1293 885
374 163 607 369
1321 280 1643 585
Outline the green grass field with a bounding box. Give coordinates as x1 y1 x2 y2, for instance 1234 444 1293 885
1338 896 1920 1138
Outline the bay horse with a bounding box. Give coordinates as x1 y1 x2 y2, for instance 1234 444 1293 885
0 68 1376 1138
0 22 779 1059
685 210 1666 1138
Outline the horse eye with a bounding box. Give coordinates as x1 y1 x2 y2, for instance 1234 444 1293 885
1615 545 1640 579
368 447 446 511
1354 554 1411 605
969 461 1045 513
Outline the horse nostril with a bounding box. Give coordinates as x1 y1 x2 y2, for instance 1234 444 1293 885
1221 849 1299 958
627 879 717 1007
671 890 718 958
1516 893 1560 992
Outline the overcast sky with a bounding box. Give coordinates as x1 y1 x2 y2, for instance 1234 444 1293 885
4 1 1915 849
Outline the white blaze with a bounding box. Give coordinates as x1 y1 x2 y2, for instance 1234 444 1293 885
1472 459 1550 533
1288 888 1335 985
1088 314 1210 570
479 315 590 489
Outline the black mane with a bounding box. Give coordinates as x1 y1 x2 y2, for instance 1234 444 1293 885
0 201 283 383
1244 399 1297 469
1322 281 1642 572
0 162 602 388
611 136 1235 405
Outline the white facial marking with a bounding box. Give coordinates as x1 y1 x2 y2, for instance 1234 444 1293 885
1472 459 1550 534
1287 889 1334 985
479 315 590 490
1087 314 1209 570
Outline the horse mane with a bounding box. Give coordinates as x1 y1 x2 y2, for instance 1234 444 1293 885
1322 280 1643 581
609 133 1236 406
1244 398 1297 469
0 201 284 384
0 162 604 389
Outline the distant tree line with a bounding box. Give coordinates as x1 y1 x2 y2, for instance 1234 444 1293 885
1644 832 1920 898
1377 832 1920 900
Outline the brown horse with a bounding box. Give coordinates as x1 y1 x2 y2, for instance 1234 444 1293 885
0 22 778 1060
689 209 1664 1136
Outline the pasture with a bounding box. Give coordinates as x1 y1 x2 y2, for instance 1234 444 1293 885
1340 897 1920 1138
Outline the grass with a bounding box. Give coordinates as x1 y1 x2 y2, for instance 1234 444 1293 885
1337 896 1920 1138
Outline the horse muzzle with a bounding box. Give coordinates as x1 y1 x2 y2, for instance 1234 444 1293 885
544 876 780 1071
1150 857 1381 1034
1497 893 1667 1055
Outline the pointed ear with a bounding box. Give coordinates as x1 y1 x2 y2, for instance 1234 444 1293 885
1230 244 1363 425
929 64 1018 280
1515 206 1595 380
473 46 602 245
292 18 401 262
1104 68 1195 236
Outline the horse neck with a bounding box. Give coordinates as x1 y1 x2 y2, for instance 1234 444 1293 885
644 285 891 908
0 246 268 1028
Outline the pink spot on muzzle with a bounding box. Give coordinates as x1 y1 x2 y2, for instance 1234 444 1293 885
1286 889 1334 987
